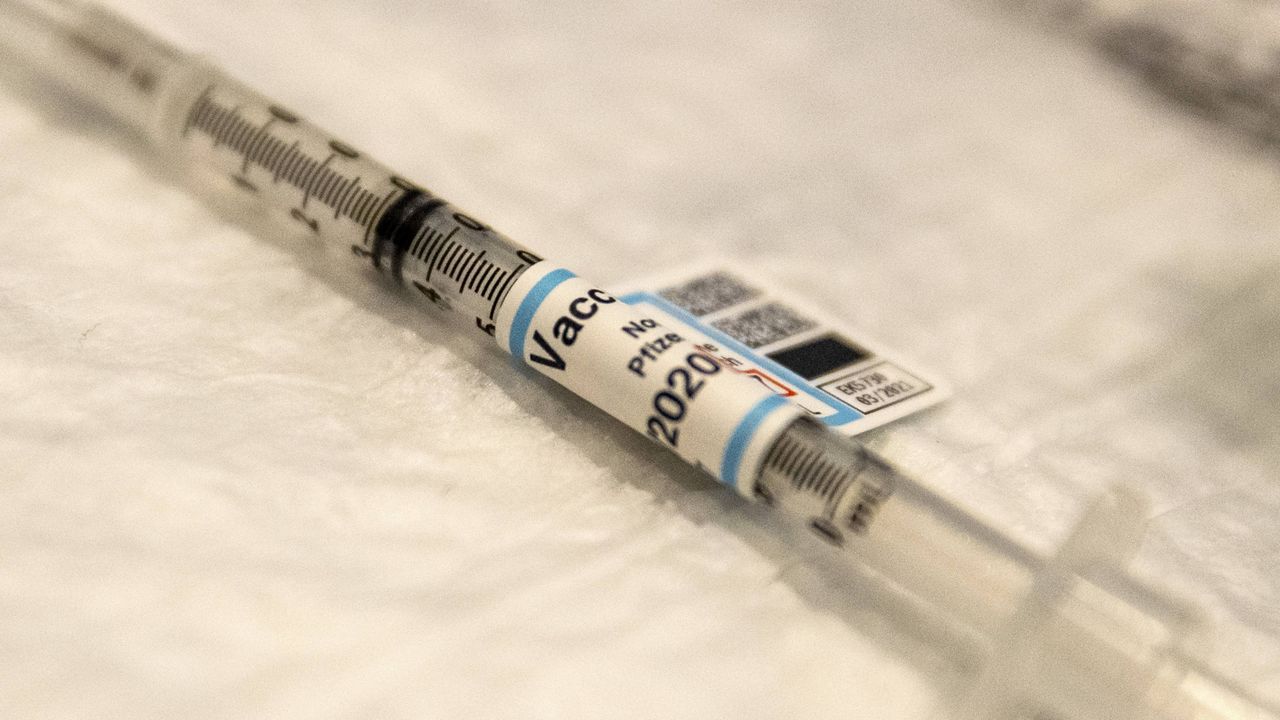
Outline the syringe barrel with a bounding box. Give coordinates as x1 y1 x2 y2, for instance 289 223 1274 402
157 69 547 330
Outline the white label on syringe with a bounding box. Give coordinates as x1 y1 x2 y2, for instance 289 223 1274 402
494 263 803 495
618 263 950 436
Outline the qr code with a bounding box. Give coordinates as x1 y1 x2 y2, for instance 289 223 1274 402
658 272 759 316
711 302 817 349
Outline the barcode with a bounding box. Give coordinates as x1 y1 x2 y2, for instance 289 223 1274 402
711 302 816 349
623 263 950 434
658 272 759 316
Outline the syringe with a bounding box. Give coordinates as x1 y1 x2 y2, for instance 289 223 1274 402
0 2 1274 718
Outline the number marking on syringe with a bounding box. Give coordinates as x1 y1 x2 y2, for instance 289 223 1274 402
183 86 385 231
391 204 522 319
180 86 536 325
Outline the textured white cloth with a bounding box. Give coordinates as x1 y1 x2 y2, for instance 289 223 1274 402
1 1 1277 718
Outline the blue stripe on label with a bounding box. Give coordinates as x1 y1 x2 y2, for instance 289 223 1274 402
509 268 576 363
620 291 863 426
720 394 790 490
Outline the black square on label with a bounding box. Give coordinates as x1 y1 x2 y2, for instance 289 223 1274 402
765 335 869 380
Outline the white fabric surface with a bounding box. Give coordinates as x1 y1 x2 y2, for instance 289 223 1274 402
1 1 1277 718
